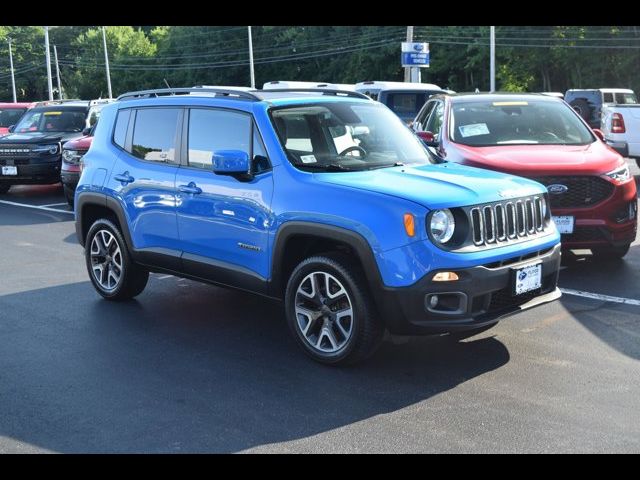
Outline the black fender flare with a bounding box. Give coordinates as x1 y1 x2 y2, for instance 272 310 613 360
75 191 134 252
269 221 385 303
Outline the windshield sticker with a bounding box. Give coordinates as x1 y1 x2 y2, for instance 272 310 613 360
44 111 63 116
300 155 317 164
459 123 490 137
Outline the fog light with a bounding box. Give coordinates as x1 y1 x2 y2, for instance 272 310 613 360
429 295 439 308
433 271 459 282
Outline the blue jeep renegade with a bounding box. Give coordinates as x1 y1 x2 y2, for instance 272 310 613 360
75 87 561 365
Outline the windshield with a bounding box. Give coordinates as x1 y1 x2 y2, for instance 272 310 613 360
450 99 595 146
0 108 27 128
14 109 87 133
271 101 436 171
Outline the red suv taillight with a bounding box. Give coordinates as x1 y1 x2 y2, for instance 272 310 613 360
612 113 626 134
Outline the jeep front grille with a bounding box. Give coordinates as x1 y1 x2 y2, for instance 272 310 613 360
470 196 546 247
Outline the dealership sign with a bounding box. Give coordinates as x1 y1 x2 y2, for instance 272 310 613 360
401 42 430 67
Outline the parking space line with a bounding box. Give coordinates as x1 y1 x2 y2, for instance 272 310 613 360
0 199 74 215
40 202 69 208
560 288 640 306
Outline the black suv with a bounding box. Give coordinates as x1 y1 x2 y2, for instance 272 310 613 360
0 101 90 194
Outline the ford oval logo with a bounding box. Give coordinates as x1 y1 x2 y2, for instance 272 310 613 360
413 44 424 52
547 184 568 195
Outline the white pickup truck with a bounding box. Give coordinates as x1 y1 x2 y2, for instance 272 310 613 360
601 99 640 164
565 88 640 163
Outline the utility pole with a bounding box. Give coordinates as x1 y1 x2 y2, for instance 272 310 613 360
53 45 62 100
490 26 496 92
44 26 54 101
404 26 413 83
102 26 113 98
248 26 255 89
7 38 17 103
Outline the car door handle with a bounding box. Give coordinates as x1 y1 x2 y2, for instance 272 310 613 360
178 182 202 195
114 172 135 184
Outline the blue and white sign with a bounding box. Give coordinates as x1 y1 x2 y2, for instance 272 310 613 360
401 42 430 67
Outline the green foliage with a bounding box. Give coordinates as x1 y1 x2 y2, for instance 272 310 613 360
2 26 640 101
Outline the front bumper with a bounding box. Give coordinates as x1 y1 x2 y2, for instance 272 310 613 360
555 179 637 248
0 158 61 184
60 168 80 189
376 243 562 335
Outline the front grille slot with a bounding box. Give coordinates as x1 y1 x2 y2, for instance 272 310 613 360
468 195 548 248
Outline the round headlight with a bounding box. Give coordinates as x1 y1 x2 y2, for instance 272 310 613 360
430 209 455 244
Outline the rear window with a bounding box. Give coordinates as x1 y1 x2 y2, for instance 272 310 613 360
615 92 638 104
386 92 428 118
0 108 27 127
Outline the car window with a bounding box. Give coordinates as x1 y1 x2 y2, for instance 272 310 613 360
450 99 594 146
187 109 251 169
252 128 271 174
113 109 130 149
131 108 180 165
386 92 428 119
603 93 614 103
14 109 86 133
425 101 444 137
0 108 27 127
415 101 437 131
271 101 436 171
616 92 638 104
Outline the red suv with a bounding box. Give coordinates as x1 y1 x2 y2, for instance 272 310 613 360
0 102 35 137
411 93 637 259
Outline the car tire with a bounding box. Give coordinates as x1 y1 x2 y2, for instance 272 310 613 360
446 322 497 342
284 253 384 366
63 185 75 208
85 219 149 300
592 243 631 261
0 182 10 194
569 98 592 123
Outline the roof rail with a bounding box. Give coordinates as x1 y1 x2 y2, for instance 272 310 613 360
33 99 86 107
117 87 261 102
258 88 370 100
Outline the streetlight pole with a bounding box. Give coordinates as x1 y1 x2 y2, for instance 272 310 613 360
102 26 113 98
53 45 62 100
44 26 54 101
248 26 255 89
7 38 17 103
490 26 496 92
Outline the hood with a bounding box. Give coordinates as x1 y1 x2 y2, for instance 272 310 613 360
314 162 545 210
64 135 93 151
452 141 623 176
0 131 84 145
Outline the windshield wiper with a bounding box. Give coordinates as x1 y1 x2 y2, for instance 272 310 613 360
365 162 405 170
295 163 361 172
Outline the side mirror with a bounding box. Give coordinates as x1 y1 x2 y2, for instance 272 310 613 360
417 130 437 146
212 149 252 179
82 127 92 136
7 125 15 133
592 128 605 141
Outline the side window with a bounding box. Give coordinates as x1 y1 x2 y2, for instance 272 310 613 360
131 108 180 164
113 109 129 149
187 109 250 170
416 101 437 131
603 92 614 103
252 127 271 174
425 101 445 138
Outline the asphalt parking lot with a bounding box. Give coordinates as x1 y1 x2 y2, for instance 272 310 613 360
1 168 640 453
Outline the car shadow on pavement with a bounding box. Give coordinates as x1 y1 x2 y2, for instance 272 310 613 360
0 279 509 453
559 242 640 361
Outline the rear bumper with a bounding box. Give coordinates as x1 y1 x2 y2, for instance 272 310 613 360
376 243 562 335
